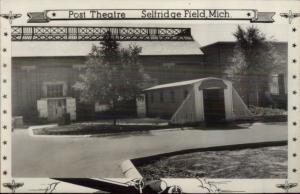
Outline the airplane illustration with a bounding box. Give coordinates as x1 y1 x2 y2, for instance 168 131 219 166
280 10 300 24
2 180 24 193
0 11 22 24
276 180 298 192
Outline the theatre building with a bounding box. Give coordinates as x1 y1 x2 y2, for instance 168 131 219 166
11 27 288 124
12 32 203 122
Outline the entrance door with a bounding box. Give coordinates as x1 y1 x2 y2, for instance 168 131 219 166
47 99 66 121
203 89 226 123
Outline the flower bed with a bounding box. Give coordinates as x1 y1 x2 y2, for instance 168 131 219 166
136 145 287 179
33 123 171 135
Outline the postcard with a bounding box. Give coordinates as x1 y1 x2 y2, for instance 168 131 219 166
1 0 299 193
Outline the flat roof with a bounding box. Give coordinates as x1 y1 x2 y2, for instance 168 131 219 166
200 41 288 50
12 41 203 57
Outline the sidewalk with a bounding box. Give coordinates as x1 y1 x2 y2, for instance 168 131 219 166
12 122 287 178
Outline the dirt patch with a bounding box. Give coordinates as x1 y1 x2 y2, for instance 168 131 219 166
136 145 287 179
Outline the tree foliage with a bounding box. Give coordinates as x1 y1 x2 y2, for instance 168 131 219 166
226 25 281 106
73 31 150 121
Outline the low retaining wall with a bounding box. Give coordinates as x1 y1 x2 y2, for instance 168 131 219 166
131 141 287 167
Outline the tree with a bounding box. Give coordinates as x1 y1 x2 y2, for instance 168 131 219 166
73 31 149 125
226 25 281 106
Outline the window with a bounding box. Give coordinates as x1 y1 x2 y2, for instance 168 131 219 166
72 64 86 70
21 65 36 72
184 90 189 99
270 74 279 94
270 74 285 95
47 84 64 97
160 92 164 102
162 62 175 69
170 91 175 103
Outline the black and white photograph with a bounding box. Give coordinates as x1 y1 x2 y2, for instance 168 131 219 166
1 0 300 193
10 23 288 178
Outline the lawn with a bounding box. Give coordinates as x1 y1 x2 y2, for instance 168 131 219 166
136 145 287 179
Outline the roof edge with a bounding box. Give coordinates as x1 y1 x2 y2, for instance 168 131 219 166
201 41 288 49
144 77 223 91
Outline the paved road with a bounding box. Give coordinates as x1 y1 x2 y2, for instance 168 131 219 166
12 122 287 178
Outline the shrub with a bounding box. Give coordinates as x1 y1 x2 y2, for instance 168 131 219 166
249 106 287 116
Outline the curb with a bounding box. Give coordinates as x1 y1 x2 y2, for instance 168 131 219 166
27 126 189 138
28 124 92 138
28 124 58 137
120 159 143 179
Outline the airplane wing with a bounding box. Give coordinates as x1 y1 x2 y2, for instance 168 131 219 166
293 13 300 17
53 178 139 194
279 13 289 18
288 183 298 188
15 183 24 188
2 183 13 190
0 15 10 19
13 14 22 19
276 184 285 189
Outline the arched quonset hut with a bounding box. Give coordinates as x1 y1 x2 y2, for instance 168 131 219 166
143 77 252 124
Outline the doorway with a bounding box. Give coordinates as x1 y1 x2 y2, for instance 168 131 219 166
47 99 66 121
203 89 226 124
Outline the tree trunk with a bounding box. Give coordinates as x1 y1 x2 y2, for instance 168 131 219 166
244 79 250 107
246 93 250 107
255 84 260 107
111 100 117 126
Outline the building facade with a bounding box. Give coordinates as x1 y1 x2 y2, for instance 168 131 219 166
12 40 288 123
12 41 203 122
201 41 288 108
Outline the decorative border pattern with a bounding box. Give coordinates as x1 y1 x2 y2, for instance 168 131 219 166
0 6 13 192
284 9 300 192
11 26 194 41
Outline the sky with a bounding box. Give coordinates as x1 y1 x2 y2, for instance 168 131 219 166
191 24 287 46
